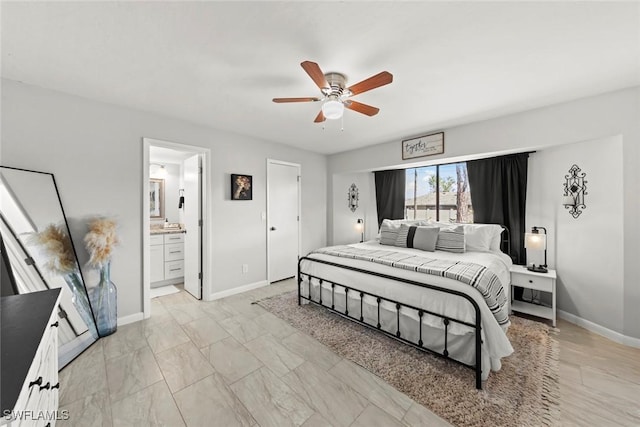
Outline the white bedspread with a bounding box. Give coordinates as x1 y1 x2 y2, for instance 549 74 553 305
300 241 514 375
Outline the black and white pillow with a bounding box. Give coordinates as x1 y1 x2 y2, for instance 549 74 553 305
395 224 440 251
435 225 466 253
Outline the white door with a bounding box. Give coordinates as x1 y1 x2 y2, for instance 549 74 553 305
268 161 300 283
183 154 202 299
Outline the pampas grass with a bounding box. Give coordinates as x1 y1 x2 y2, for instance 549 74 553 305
84 217 119 268
29 223 77 275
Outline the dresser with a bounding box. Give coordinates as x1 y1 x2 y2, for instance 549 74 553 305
150 232 185 286
1 289 62 426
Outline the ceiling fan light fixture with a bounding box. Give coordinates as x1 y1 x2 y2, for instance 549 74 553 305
322 99 344 120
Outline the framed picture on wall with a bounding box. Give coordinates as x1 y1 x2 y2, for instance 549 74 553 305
402 132 445 160
150 178 165 218
231 174 253 200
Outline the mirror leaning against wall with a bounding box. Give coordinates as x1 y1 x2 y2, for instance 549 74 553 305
0 166 99 368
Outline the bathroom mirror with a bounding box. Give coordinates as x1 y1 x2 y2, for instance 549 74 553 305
0 166 99 368
150 178 165 219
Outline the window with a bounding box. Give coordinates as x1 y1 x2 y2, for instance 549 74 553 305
404 162 473 223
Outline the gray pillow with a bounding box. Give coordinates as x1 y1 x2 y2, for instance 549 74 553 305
412 226 440 251
436 225 466 253
394 224 439 251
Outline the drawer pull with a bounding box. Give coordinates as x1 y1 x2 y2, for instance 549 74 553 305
51 382 60 390
29 377 42 388
39 382 51 391
169 251 181 254
50 321 59 328
169 268 181 272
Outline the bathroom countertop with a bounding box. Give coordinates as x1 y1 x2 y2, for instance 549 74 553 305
150 228 186 235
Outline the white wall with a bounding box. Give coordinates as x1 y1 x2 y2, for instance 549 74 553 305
327 86 640 339
149 162 181 224
527 136 623 332
330 172 378 245
1 79 327 317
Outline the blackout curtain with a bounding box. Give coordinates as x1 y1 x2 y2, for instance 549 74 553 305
374 170 406 228
467 152 529 264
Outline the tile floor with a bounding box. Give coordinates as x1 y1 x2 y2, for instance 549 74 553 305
57 280 640 426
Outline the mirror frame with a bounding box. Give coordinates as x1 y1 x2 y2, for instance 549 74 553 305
0 165 100 363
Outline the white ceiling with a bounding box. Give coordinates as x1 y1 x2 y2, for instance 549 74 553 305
2 2 639 155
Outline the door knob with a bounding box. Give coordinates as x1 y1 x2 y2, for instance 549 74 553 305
270 227 276 231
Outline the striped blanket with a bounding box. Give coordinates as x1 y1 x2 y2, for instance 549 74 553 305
312 246 510 326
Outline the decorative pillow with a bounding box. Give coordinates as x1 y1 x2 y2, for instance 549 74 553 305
379 221 401 246
379 219 428 246
394 224 440 251
436 225 466 253
412 226 440 251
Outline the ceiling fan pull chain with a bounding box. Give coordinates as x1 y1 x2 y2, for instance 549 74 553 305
341 114 344 131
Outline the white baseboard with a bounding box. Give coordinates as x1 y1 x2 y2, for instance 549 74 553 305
118 312 144 326
208 280 269 301
558 310 640 348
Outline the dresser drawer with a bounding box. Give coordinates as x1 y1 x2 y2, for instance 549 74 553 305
511 272 553 293
164 243 184 261
164 260 184 279
164 233 184 244
149 234 164 246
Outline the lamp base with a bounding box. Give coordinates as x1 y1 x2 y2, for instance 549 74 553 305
527 265 548 273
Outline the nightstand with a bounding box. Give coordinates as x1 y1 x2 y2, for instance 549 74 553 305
509 265 557 327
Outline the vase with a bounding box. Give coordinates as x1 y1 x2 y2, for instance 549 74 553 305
89 262 118 337
64 271 99 339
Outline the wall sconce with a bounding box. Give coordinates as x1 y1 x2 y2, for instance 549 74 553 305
150 163 167 178
355 218 364 243
348 183 359 212
524 226 547 273
563 164 587 219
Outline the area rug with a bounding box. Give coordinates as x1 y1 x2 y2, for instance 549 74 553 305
257 291 560 427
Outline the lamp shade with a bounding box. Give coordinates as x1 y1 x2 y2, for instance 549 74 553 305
524 232 546 250
355 218 364 232
322 99 344 120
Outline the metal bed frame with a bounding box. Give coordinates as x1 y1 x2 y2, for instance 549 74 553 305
297 227 511 390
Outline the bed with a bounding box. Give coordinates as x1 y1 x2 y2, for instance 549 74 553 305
297 222 514 389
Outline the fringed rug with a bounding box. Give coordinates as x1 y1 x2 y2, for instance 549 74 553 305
257 291 560 427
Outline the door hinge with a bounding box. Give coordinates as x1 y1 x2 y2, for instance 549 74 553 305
198 219 203 227
198 272 202 280
199 167 203 174
25 257 35 266
297 175 300 182
297 215 300 221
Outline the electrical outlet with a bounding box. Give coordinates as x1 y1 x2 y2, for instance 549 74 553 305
242 264 248 274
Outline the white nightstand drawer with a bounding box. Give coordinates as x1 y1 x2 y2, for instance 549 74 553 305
511 273 553 293
164 260 184 279
164 243 184 261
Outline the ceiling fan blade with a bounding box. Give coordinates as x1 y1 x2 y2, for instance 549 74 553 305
347 71 393 96
301 61 329 90
272 97 320 103
314 110 326 123
345 100 380 116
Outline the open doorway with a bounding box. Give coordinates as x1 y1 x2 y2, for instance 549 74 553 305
142 138 211 319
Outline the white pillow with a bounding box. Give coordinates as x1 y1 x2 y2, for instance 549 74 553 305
464 224 503 252
434 222 503 253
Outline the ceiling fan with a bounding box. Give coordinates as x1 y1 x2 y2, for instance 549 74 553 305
273 61 393 123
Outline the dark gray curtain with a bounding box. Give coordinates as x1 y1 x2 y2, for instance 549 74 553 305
374 170 406 228
467 153 529 265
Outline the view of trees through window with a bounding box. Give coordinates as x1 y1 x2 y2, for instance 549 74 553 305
405 162 473 223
